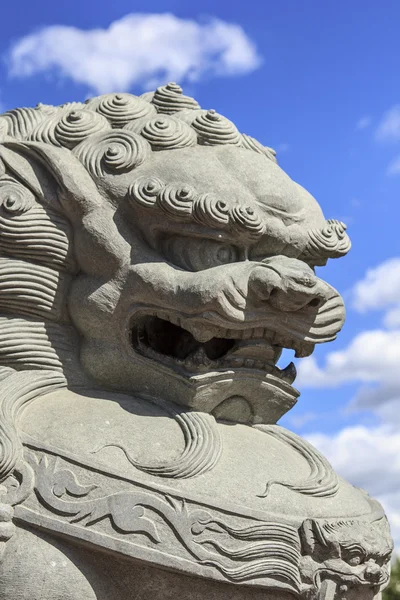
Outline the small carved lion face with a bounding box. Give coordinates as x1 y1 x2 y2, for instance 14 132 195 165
300 517 393 594
0 88 351 419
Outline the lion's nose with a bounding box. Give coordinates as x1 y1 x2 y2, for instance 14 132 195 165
248 263 326 312
364 562 382 583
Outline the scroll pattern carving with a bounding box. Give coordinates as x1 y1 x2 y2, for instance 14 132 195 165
17 448 391 599
24 450 303 594
255 425 339 498
93 398 222 479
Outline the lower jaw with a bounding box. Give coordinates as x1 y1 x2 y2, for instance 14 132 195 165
128 349 299 425
131 314 298 385
128 314 300 424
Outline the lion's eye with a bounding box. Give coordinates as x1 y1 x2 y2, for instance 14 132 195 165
216 245 236 264
161 236 239 271
348 554 363 566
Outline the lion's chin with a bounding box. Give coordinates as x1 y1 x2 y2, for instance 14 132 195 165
130 313 298 385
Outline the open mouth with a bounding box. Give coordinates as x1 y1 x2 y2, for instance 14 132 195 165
130 314 297 384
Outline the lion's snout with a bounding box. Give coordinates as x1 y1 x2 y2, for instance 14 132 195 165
247 257 329 313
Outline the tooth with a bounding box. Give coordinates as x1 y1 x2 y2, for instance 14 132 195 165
226 329 237 339
280 362 297 384
241 330 253 340
190 347 211 366
184 324 214 343
252 328 264 338
294 342 314 358
270 331 279 344
245 358 255 368
231 357 244 367
255 360 264 370
185 358 194 369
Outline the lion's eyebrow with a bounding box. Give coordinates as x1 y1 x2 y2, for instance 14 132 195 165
128 178 267 243
340 542 366 554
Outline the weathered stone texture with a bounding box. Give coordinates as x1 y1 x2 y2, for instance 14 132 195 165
0 83 392 599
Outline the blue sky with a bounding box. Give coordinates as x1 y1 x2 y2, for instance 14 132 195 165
2 0 400 545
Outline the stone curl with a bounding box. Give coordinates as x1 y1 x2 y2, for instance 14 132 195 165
192 194 230 228
86 93 156 127
0 177 36 215
151 82 200 114
128 177 164 208
54 110 110 149
0 85 280 166
125 115 197 150
303 219 351 260
158 185 196 217
30 109 110 149
128 177 265 239
230 204 266 239
192 110 242 146
73 130 151 177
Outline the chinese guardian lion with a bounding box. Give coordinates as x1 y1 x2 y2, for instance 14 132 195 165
0 83 393 600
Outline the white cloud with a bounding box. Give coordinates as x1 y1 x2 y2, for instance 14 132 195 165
296 328 400 388
385 305 400 328
6 13 262 94
307 424 400 551
376 105 400 142
356 116 371 130
296 257 400 405
307 425 400 496
299 255 400 552
387 154 400 176
351 257 400 313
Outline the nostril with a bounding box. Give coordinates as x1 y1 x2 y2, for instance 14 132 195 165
365 567 381 582
308 297 322 308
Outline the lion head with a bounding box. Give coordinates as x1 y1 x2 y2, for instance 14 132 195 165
0 83 350 431
300 516 393 598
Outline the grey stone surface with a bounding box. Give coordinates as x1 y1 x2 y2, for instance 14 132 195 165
0 83 393 599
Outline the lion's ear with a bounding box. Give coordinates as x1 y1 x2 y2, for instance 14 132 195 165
0 140 104 219
0 142 58 206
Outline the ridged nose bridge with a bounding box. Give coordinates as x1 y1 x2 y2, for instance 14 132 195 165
248 259 327 312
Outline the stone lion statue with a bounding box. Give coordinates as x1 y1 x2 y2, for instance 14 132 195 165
0 83 393 600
